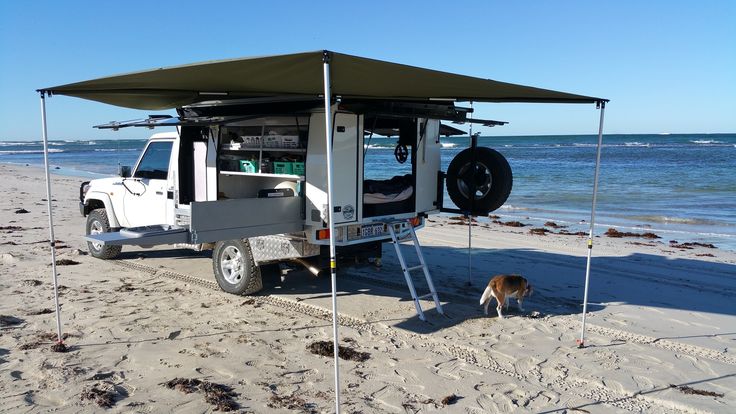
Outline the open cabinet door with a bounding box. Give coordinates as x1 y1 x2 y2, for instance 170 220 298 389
305 111 362 225
415 119 441 214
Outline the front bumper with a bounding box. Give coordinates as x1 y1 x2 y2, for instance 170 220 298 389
79 201 86 216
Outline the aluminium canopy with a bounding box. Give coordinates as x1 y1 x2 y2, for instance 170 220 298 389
39 50 605 109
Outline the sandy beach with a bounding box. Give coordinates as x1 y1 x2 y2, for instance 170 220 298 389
1 162 735 413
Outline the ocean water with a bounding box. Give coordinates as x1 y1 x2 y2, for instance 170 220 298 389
2 133 735 250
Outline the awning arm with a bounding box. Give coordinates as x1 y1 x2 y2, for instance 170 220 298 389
39 91 65 347
578 100 606 348
93 115 260 130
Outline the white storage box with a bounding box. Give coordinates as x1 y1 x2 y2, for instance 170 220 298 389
263 135 283 148
240 135 261 148
281 135 300 148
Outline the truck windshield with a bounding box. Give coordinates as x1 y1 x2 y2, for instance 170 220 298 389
134 141 173 180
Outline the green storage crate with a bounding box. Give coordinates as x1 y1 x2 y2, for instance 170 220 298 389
239 160 257 173
292 161 305 176
273 161 293 174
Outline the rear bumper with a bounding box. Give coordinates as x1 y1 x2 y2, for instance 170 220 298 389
79 202 86 216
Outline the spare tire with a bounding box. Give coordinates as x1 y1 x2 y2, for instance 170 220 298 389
446 147 512 214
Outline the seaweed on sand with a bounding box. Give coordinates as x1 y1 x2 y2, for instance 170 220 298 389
81 383 117 408
268 393 317 413
604 228 660 239
164 378 239 411
307 340 370 362
670 384 724 398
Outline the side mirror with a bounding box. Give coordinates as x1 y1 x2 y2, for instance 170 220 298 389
118 165 131 177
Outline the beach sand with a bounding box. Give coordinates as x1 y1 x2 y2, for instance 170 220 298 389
1 163 735 413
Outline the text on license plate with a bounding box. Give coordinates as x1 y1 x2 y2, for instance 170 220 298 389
361 224 384 238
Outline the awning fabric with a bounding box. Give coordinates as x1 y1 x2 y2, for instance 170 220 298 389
40 51 605 110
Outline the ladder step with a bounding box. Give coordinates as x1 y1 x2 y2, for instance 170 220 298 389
406 265 424 272
418 293 435 299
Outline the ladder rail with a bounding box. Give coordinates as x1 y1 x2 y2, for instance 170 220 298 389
389 224 426 321
388 220 444 321
409 225 444 315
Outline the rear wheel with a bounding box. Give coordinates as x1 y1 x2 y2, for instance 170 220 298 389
86 209 122 259
212 239 263 295
446 147 513 214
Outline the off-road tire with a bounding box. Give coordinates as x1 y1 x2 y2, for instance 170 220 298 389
212 239 263 295
86 208 122 259
446 147 513 214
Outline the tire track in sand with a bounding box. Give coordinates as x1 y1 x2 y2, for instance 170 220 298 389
111 259 702 413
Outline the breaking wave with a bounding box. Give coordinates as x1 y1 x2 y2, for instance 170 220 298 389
624 215 722 226
0 142 35 146
0 149 65 154
690 139 724 144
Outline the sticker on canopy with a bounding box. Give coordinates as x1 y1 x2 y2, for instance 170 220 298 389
342 205 355 220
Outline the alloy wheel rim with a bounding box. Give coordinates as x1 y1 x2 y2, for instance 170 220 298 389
89 220 103 251
457 161 493 200
220 246 244 284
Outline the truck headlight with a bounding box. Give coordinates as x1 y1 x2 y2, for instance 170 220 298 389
80 181 90 201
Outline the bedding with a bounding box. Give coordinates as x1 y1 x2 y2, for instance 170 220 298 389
363 174 414 205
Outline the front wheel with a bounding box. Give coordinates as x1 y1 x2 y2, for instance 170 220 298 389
212 239 263 295
86 209 122 259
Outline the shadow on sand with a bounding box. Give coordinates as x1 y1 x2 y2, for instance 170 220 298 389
120 242 736 335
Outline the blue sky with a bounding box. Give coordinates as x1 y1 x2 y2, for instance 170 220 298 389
1 1 734 140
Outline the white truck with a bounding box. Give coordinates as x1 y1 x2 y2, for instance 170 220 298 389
79 99 512 295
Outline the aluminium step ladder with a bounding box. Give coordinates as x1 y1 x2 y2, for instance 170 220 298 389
388 220 444 321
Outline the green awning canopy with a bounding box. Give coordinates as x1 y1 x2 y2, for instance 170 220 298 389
40 51 605 110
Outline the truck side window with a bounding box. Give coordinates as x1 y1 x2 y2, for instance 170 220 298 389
134 141 173 180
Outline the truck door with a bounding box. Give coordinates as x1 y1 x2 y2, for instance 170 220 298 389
123 140 174 227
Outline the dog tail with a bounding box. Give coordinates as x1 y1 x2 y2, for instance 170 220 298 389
480 286 493 305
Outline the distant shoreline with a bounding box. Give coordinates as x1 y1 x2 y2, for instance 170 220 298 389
3 132 736 142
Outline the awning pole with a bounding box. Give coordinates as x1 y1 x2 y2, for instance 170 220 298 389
322 50 341 413
40 92 64 345
466 106 475 286
578 101 606 348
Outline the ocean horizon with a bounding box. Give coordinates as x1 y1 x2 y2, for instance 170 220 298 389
2 132 734 250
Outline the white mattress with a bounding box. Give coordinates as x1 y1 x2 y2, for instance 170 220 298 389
363 186 413 204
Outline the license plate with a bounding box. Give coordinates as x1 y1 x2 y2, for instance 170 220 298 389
361 224 384 238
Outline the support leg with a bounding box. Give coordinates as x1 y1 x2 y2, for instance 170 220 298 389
579 101 607 349
40 92 63 345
